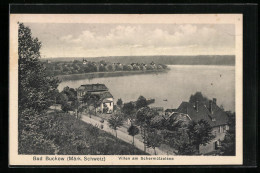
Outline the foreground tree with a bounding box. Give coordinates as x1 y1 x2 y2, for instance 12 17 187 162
163 115 183 131
18 23 60 113
189 92 209 105
116 98 123 108
56 92 68 105
90 94 102 116
122 102 136 123
145 129 162 155
173 137 197 155
18 23 59 153
61 87 77 102
163 127 196 155
135 107 158 152
136 96 148 110
127 125 139 146
18 108 58 154
82 94 101 117
81 93 92 105
108 113 124 138
71 99 81 119
187 119 215 154
61 102 71 113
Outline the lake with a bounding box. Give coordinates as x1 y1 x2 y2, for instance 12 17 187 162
58 65 235 112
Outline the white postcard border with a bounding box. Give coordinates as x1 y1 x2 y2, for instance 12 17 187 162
9 14 243 166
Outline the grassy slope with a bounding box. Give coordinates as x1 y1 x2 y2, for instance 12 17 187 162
19 110 147 155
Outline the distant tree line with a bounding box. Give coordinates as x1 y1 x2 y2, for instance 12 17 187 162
44 55 235 66
43 60 168 76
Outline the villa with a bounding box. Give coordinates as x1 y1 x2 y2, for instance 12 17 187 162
77 84 114 114
168 98 229 154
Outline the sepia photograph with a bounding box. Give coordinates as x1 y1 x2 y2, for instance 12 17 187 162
9 13 243 165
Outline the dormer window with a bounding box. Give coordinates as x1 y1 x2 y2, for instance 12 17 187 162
212 118 216 122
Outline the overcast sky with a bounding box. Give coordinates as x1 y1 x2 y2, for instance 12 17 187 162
25 23 235 58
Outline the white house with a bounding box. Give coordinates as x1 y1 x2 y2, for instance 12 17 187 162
77 84 114 114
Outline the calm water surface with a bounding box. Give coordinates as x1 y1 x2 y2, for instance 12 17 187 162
58 65 235 111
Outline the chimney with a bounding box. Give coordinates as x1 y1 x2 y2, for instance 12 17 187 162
195 101 199 112
213 98 217 105
209 100 213 114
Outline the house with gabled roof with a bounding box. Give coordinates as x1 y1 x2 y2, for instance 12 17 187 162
78 84 108 95
77 84 114 114
174 98 229 154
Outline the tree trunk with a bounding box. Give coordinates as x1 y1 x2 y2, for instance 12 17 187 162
154 148 157 155
90 108 93 118
196 145 200 155
143 129 146 152
133 135 135 145
54 97 57 111
115 130 117 138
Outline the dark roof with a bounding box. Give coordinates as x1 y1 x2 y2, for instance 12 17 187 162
103 99 113 103
99 91 113 99
78 84 108 92
176 101 229 127
165 109 178 112
151 107 164 111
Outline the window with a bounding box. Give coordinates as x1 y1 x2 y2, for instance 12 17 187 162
226 125 229 131
223 125 228 132
214 141 218 150
214 140 221 150
219 126 223 133
214 130 217 136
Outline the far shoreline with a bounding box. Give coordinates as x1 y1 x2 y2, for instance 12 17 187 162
57 69 170 81
56 64 235 81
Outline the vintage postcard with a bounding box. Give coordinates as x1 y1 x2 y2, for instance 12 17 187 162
9 14 243 166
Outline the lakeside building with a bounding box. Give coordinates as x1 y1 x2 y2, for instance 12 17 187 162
82 58 88 65
168 98 229 154
77 84 114 114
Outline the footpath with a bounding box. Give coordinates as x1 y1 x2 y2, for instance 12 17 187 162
80 114 174 155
